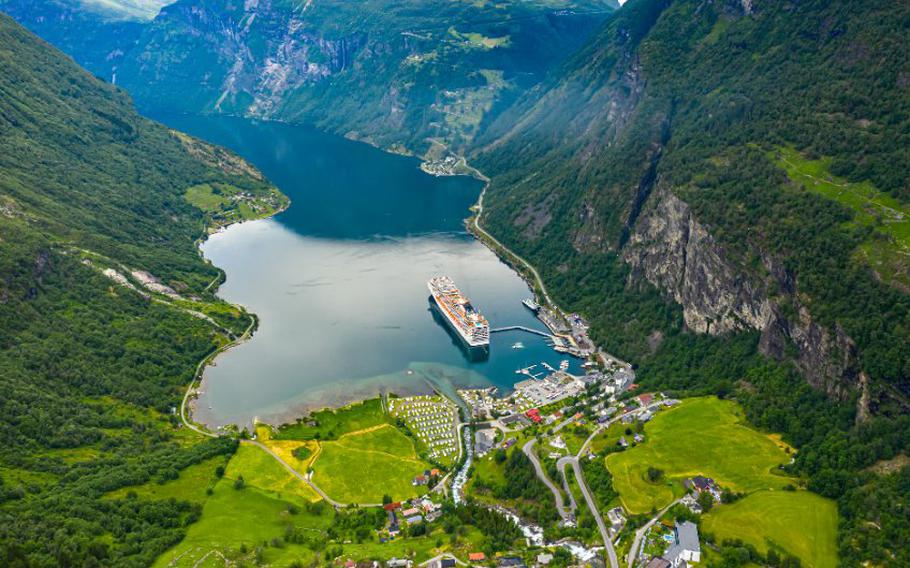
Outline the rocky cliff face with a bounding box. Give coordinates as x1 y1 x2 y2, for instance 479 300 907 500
624 182 865 406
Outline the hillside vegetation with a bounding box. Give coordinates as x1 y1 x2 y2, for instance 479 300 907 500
0 13 285 566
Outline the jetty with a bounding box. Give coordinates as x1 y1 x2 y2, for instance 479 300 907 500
490 325 552 338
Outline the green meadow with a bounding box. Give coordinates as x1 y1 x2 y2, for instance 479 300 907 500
275 398 389 441
606 397 793 514
151 444 333 568
312 424 431 504
703 490 838 568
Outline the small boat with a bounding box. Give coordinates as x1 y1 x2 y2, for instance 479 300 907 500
511 342 525 349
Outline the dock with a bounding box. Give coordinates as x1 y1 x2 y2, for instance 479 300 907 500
490 325 552 338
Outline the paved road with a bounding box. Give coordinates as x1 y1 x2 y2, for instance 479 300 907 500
626 498 682 568
523 439 574 523
559 456 619 568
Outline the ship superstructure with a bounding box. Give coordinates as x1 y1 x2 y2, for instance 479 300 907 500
428 276 490 347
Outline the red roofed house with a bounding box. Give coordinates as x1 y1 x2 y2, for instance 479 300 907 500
384 502 401 511
469 552 486 562
638 393 654 406
526 408 542 423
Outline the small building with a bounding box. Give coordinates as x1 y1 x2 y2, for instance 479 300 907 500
638 393 654 406
499 557 526 568
387 559 411 568
645 558 670 568
633 433 644 444
401 507 420 517
384 502 402 511
638 410 653 422
405 515 423 525
618 436 628 448
526 408 542 423
536 553 553 565
469 552 486 563
440 559 456 568
413 475 427 486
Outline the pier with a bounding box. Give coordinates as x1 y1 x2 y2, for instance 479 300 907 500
490 325 553 338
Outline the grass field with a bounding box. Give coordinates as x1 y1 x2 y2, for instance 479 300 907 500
775 146 910 287
152 445 332 568
275 398 389 441
312 424 431 504
703 490 838 568
606 397 793 514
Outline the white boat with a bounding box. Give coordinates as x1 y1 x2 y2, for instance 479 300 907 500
428 276 490 347
522 298 540 312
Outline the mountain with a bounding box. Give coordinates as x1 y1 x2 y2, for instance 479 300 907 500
4 0 617 158
475 0 910 562
477 0 909 408
0 13 285 566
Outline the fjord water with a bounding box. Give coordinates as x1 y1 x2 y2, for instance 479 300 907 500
161 115 579 428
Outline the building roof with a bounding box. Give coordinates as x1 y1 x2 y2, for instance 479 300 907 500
645 558 670 568
469 553 486 561
441 559 456 568
677 521 700 552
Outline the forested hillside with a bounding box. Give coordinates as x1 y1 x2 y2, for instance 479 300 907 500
475 0 910 563
0 14 284 566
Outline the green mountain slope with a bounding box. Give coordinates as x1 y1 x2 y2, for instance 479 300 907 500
0 13 284 566
4 0 615 158
475 0 910 563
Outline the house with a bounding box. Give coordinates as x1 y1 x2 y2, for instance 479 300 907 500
645 558 670 568
638 393 654 406
469 552 486 563
440 559 456 568
401 507 420 517
387 559 411 568
526 408 542 423
498 557 526 568
633 433 644 444
502 437 517 449
618 436 628 448
405 515 423 525
384 502 402 511
663 521 701 566
638 410 653 422
413 475 427 486
685 476 721 501
536 553 553 565
680 494 702 514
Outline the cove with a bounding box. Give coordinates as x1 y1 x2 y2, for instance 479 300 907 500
159 115 581 429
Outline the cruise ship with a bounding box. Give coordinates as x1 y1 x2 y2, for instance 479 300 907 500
427 276 490 347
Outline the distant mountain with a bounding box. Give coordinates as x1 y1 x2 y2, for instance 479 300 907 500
0 13 282 565
4 0 616 157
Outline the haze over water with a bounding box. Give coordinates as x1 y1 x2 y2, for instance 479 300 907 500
160 115 580 428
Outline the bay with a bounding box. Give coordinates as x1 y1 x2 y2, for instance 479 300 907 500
159 115 581 429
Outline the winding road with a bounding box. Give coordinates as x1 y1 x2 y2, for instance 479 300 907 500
523 439 575 523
